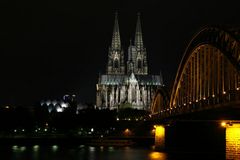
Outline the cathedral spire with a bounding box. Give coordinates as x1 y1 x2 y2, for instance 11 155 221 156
134 12 144 49
111 12 121 50
107 12 125 75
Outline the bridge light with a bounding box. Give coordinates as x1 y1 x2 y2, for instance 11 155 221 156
221 121 226 127
223 91 226 94
124 128 131 136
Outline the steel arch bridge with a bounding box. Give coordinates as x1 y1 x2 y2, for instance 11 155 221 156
151 26 240 119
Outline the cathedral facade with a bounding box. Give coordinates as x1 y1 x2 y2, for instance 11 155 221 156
96 13 163 110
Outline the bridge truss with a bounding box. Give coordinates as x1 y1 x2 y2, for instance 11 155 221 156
151 26 240 118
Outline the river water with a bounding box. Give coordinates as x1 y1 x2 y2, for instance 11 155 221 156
0 144 225 160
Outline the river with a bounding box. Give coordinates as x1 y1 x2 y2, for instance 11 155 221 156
0 144 225 160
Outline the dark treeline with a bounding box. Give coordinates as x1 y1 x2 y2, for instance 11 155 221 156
0 105 151 137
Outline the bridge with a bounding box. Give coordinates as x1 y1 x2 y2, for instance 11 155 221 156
149 26 240 158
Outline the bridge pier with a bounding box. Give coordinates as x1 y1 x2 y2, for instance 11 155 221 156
225 122 240 160
154 125 165 150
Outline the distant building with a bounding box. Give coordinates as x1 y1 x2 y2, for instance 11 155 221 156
40 94 76 113
96 13 163 110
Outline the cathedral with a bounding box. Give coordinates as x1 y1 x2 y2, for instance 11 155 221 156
96 13 163 110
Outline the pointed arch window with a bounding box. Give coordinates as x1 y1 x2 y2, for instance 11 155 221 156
114 59 119 68
137 59 142 69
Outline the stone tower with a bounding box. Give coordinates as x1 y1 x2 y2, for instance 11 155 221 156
127 13 148 75
107 12 125 75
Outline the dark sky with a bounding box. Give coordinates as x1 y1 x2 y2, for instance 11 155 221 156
1 0 240 106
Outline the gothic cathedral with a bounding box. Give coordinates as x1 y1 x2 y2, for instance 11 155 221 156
96 13 163 110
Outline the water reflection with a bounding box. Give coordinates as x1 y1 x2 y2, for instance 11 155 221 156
33 145 39 151
20 146 26 152
52 145 58 152
2 145 224 160
32 145 40 159
149 151 167 160
100 146 104 151
12 145 26 152
12 145 18 151
88 146 95 152
108 146 114 152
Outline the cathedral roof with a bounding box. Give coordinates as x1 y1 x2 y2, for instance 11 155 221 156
135 75 162 85
99 74 162 86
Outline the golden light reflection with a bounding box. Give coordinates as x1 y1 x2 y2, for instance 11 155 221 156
149 152 166 160
226 123 240 160
123 128 131 136
155 126 165 139
155 125 165 149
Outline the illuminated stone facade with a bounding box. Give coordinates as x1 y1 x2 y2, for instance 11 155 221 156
226 123 240 160
96 13 163 110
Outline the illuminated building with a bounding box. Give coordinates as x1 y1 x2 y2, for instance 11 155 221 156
96 12 163 110
40 94 76 113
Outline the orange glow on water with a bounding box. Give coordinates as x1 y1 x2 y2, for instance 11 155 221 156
123 128 131 136
155 126 165 138
149 152 166 160
155 125 165 149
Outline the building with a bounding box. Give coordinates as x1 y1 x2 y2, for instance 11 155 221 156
96 13 163 110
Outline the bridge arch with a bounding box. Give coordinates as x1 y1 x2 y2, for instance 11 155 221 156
150 87 170 114
169 26 240 115
151 26 240 117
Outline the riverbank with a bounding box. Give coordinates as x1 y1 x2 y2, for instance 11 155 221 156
0 135 154 146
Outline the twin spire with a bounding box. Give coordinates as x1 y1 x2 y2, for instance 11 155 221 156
108 12 147 75
111 12 144 50
111 12 121 50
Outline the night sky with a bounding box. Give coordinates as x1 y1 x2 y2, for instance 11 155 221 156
1 0 240 107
